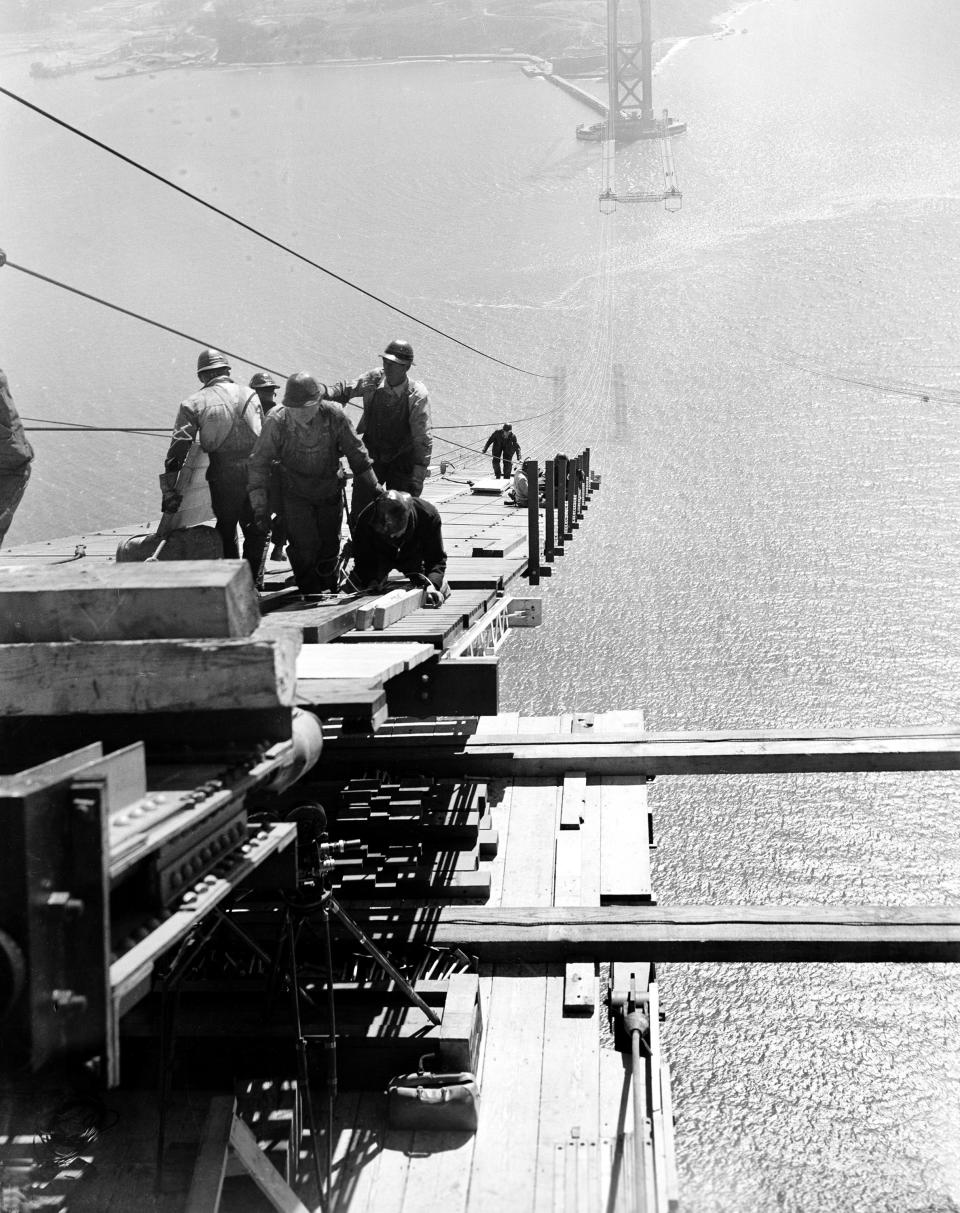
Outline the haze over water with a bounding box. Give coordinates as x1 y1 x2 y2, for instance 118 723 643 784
3 0 960 1207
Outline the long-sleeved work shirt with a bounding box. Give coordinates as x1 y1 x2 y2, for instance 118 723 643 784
0 369 34 473
164 374 262 476
247 401 373 512
482 428 521 459
323 369 431 470
350 496 447 591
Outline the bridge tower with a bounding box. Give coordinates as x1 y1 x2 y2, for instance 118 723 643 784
605 0 684 141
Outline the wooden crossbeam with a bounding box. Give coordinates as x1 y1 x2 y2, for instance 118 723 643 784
0 559 259 642
319 726 960 777
340 905 960 963
0 635 300 715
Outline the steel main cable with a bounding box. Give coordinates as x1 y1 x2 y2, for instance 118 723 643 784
5 258 576 439
0 84 554 381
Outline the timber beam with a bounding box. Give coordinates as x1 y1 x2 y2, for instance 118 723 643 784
338 905 960 963
318 726 960 777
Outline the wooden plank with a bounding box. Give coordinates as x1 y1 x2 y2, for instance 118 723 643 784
229 1112 311 1213
600 778 652 903
373 587 425 630
184 1095 233 1213
0 634 300 715
467 964 549 1212
659 1061 680 1212
500 781 559 905
533 966 601 1213
341 904 960 963
560 771 587 828
296 642 434 682
0 559 260 642
319 727 960 777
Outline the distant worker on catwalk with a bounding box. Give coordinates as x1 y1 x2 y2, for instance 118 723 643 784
160 348 265 578
482 422 521 479
249 370 287 561
248 372 382 595
320 339 432 521
342 489 450 608
0 367 34 550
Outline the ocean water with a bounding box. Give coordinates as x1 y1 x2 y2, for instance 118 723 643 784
3 0 960 1208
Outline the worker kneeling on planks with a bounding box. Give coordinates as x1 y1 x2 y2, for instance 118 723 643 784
342 489 450 608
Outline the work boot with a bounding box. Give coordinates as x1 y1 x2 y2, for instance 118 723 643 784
271 543 286 561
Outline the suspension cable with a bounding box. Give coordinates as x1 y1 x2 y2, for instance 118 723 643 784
0 84 554 380
3 259 288 380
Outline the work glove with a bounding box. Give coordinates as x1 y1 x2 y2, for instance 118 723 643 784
159 471 181 514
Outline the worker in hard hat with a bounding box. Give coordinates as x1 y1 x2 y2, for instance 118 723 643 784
160 348 266 578
249 371 287 561
319 339 432 521
0 368 34 550
248 372 383 595
482 423 521 479
342 489 450 608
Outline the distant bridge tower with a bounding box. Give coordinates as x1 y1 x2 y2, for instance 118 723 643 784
604 0 684 141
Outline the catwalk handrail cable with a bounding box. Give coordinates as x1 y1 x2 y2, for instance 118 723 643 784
0 84 554 380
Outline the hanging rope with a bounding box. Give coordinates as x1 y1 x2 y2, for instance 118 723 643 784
0 85 554 380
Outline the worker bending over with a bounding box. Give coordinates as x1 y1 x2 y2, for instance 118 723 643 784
320 339 431 521
161 348 265 578
248 372 381 595
482 423 520 479
342 489 450 608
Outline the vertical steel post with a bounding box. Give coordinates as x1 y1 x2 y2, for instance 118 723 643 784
544 459 555 562
567 457 577 533
575 453 584 519
555 455 567 552
583 447 592 503
524 459 539 585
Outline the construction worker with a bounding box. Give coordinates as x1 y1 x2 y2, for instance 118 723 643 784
248 372 382 595
249 371 287 561
342 489 450 607
160 349 265 577
320 339 431 521
0 367 34 550
482 423 521 479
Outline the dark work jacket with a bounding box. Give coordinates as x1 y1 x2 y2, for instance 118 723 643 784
482 428 520 459
0 369 34 473
351 496 447 590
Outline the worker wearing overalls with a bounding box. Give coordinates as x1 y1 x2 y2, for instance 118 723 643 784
321 340 432 524
160 348 266 579
248 372 382 594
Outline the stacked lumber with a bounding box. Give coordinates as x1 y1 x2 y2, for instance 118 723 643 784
0 561 300 757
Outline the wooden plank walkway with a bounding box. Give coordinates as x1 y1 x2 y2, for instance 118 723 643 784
318 726 960 777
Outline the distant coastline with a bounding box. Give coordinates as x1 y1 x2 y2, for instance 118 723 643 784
7 0 750 85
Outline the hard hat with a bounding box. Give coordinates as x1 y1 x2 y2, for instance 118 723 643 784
381 339 414 365
249 371 278 390
197 348 229 374
373 489 414 538
283 371 321 406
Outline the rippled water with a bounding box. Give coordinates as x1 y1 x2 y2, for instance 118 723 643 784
3 0 960 1206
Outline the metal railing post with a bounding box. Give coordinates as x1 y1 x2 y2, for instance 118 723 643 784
524 459 539 585
567 456 577 533
544 459 555 562
555 455 567 551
